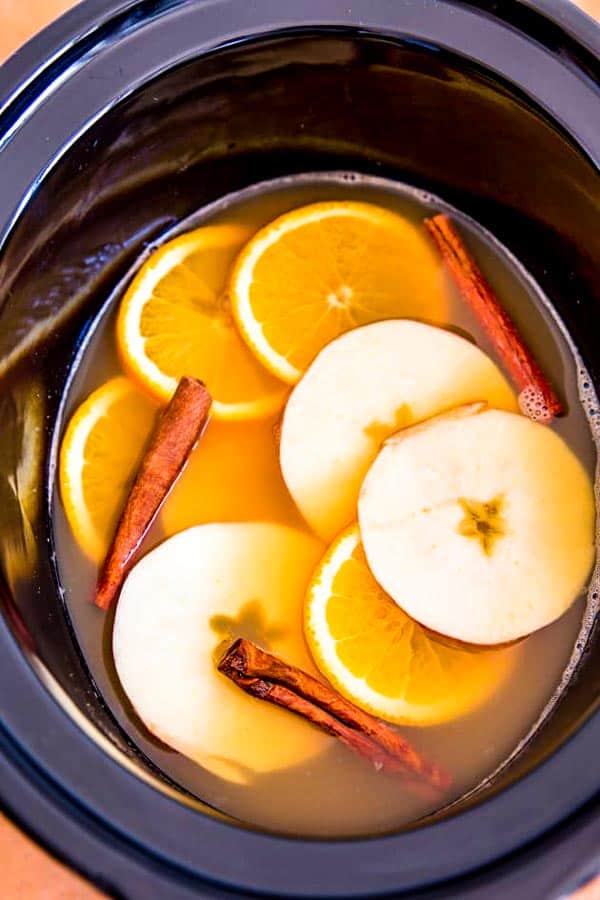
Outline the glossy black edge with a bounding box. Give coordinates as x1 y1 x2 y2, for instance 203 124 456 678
517 0 600 56
0 0 598 119
2 695 600 900
2 618 600 899
0 0 599 157
0 2 597 255
0 0 599 897
0 715 243 900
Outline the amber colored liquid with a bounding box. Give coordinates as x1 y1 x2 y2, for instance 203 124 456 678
53 173 598 836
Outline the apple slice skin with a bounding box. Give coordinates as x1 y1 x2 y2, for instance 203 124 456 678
113 523 326 784
280 319 517 541
358 408 595 646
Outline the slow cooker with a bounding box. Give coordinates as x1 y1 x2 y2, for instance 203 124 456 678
0 0 599 896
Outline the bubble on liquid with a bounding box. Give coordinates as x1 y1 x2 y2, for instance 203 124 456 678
517 386 553 424
541 351 600 688
535 349 600 718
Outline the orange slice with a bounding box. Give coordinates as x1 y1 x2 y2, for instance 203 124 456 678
305 526 517 725
230 201 449 383
117 224 288 419
59 377 158 561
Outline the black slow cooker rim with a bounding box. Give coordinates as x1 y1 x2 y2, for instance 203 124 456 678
0 0 599 897
0 0 598 118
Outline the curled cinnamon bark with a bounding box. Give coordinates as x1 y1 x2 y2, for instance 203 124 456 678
219 638 450 790
425 214 563 424
96 376 211 609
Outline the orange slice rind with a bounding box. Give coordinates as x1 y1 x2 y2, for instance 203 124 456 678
230 201 450 384
59 376 158 561
117 224 288 420
305 525 518 725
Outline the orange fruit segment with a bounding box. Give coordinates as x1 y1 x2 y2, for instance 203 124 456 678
230 201 449 383
305 526 518 725
117 224 288 420
59 377 158 561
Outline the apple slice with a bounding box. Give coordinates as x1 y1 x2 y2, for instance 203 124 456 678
113 523 326 783
280 319 517 540
358 407 595 645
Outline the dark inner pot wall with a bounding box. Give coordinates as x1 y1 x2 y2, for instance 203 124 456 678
0 21 599 898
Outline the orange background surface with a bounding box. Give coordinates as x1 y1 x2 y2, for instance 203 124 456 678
0 0 599 897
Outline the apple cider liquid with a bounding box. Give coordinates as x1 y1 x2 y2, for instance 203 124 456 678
53 173 599 836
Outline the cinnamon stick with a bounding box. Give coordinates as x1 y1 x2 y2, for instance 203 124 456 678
218 638 450 790
425 214 563 424
96 376 211 609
